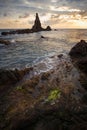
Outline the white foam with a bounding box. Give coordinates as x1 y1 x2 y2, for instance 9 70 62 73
10 39 16 43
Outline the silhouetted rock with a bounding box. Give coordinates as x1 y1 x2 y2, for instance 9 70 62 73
69 40 87 58
69 40 87 74
1 29 32 35
1 13 51 35
32 13 43 31
45 26 51 31
41 35 45 38
0 38 11 45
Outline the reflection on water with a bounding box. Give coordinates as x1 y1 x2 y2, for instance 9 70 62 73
0 29 87 69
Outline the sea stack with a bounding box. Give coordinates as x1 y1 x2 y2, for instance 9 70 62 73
32 13 42 31
1 13 51 35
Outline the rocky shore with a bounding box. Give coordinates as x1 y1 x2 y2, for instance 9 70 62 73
1 13 51 36
0 39 11 45
0 40 87 130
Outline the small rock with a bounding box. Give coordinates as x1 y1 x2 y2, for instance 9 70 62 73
58 54 63 58
0 39 11 45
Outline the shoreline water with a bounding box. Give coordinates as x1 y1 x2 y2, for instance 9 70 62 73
0 29 87 69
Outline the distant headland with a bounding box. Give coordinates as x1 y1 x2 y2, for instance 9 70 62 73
1 13 51 35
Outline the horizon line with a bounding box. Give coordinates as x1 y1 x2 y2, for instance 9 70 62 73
0 28 87 30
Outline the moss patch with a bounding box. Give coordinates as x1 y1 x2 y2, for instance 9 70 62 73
47 89 61 102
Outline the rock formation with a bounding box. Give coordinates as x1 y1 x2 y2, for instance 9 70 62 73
69 40 87 74
32 13 42 31
45 26 51 31
69 40 87 58
0 52 87 130
69 40 87 92
1 13 51 35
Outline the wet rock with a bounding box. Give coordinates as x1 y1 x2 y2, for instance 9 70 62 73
0 67 33 95
0 38 11 45
41 35 45 38
0 52 87 130
58 54 63 58
0 67 33 85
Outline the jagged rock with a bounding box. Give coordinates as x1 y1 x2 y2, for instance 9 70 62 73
0 54 87 130
69 39 87 95
69 40 87 58
69 40 87 74
0 67 33 86
0 39 11 45
32 13 42 31
1 13 51 35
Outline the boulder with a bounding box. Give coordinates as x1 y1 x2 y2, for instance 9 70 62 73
76 58 87 74
45 26 51 31
69 40 87 58
69 40 87 74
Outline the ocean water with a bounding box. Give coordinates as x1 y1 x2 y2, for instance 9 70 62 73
0 29 87 69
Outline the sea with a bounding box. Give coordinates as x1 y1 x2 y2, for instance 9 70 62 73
0 29 87 70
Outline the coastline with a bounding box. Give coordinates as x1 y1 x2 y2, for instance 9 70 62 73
0 41 87 130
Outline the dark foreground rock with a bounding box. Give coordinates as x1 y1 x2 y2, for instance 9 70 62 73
0 54 87 130
69 40 87 74
1 13 51 36
0 39 11 45
0 67 33 95
69 40 87 58
69 39 87 95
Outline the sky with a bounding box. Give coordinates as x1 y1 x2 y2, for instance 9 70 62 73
0 0 87 29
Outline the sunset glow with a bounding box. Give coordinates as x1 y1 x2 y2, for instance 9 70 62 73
0 0 87 29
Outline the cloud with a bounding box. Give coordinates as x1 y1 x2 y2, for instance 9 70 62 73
3 13 8 17
19 13 30 19
0 0 87 28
